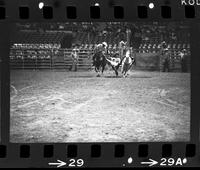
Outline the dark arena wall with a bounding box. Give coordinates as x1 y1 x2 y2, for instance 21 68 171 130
61 33 73 48
135 53 160 71
135 53 190 71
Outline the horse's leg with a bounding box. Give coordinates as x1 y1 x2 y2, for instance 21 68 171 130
97 70 100 77
114 66 118 77
96 69 100 77
95 66 98 72
101 64 105 75
96 66 100 77
125 65 128 76
124 68 128 76
122 64 127 78
115 69 118 77
111 66 118 76
126 64 129 77
127 65 132 75
121 64 124 74
126 62 131 77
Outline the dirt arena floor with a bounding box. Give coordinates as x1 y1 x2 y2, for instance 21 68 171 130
10 70 190 143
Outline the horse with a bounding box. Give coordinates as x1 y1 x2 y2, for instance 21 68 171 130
121 53 135 77
92 51 107 77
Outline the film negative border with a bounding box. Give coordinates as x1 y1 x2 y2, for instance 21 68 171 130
0 0 200 21
0 143 199 167
0 0 200 168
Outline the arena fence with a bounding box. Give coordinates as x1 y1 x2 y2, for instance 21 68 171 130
10 48 93 70
9 48 190 72
10 48 134 70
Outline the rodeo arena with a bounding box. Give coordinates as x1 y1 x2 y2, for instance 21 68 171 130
10 22 190 142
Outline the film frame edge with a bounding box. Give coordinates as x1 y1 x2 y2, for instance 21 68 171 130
0 0 200 168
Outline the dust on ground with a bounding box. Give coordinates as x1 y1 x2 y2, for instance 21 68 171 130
10 70 190 142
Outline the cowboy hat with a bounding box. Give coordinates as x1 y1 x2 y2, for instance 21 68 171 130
102 42 108 47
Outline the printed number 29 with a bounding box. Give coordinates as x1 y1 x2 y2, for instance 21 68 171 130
160 158 174 166
69 159 84 167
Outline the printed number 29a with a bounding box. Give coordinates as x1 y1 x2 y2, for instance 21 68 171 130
69 159 84 167
160 158 186 166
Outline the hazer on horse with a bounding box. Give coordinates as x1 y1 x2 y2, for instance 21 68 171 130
121 49 135 77
92 42 108 77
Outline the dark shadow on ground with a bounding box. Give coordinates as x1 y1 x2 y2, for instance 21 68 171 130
67 75 152 78
129 76 152 78
105 75 152 78
68 75 95 78
104 76 122 78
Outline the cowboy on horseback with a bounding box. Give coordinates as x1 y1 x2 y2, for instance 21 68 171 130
91 42 108 76
92 42 108 67
115 41 135 70
121 49 133 77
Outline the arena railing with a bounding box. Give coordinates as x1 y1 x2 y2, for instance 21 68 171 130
9 47 188 71
9 48 95 70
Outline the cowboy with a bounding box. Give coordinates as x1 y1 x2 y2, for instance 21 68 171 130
101 42 108 55
92 42 108 66
179 49 187 72
159 41 170 72
119 41 127 60
69 44 79 71
162 48 170 72
116 41 133 68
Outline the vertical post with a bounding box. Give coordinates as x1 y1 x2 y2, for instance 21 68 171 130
159 45 163 76
88 33 90 44
36 49 37 70
23 49 24 70
126 29 131 48
63 48 65 70
63 48 66 70
51 48 53 70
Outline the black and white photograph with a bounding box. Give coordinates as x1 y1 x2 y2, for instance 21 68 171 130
10 22 190 143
